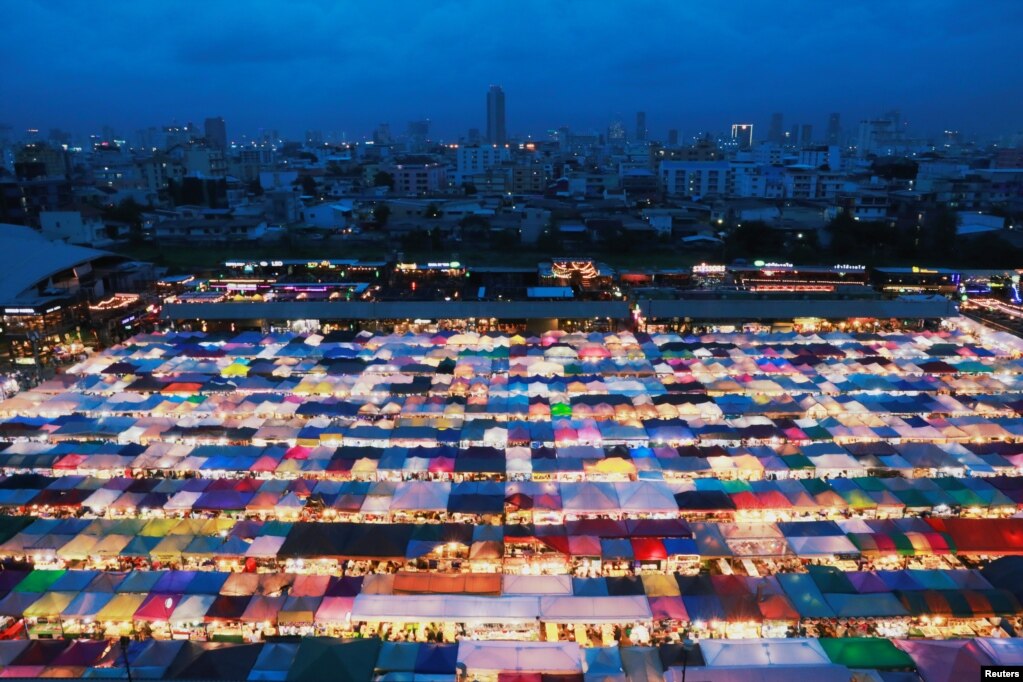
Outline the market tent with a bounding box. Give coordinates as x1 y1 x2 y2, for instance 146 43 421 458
699 639 830 667
248 642 298 682
61 591 114 619
125 639 187 679
502 575 573 596
539 596 653 623
619 647 663 682
776 575 835 618
819 637 914 670
414 643 458 675
374 641 419 674
286 637 381 682
894 639 994 682
663 664 854 682
456 641 582 674
823 592 908 618
584 647 624 677
976 637 1023 666
167 642 263 681
170 594 217 624
351 595 540 624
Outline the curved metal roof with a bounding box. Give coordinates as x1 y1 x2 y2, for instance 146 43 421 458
0 224 115 304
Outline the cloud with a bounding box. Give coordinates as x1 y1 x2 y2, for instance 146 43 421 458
1 0 1021 138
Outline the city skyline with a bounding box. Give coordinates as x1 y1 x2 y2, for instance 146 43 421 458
2 1 1022 141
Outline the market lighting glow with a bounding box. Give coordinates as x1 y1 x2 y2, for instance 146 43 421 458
0 322 1018 670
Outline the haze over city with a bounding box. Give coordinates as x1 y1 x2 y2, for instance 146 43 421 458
3 0 1023 141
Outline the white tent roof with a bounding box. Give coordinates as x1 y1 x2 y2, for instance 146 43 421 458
457 641 582 673
351 594 540 624
538 596 652 623
786 535 860 557
389 481 451 511
699 639 830 668
560 482 620 513
614 481 679 513
666 664 853 682
502 574 573 595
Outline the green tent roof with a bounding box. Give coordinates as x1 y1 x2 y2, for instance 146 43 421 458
286 637 381 682
820 637 914 670
14 569 67 593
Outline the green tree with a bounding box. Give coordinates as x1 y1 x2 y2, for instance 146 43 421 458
724 220 778 260
373 171 394 189
425 203 441 219
297 175 318 196
102 198 147 244
923 206 959 259
373 203 391 226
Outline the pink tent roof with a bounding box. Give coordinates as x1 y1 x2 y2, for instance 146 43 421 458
134 593 182 621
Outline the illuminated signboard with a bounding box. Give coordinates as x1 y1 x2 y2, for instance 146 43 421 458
692 263 727 275
3 308 36 315
397 262 462 271
551 260 598 281
833 264 866 271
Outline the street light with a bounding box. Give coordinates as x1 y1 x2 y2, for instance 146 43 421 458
680 636 695 682
120 635 133 682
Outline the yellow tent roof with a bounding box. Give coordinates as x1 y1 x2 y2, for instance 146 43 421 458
641 574 681 597
24 592 76 618
96 593 146 622
586 458 637 475
139 518 179 537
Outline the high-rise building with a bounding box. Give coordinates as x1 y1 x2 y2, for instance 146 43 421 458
730 124 754 150
373 123 392 145
407 120 430 152
826 113 842 145
635 112 647 142
768 113 784 144
667 129 679 146
856 111 904 157
486 85 506 145
204 117 227 151
801 124 813 146
607 117 626 144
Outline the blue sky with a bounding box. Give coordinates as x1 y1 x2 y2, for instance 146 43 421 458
2 0 1021 141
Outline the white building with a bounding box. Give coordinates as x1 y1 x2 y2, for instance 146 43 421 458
39 209 126 247
659 161 729 198
455 145 510 183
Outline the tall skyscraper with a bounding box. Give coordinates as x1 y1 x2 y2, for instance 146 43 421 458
407 119 430 152
635 112 647 141
204 116 227 150
800 124 813 146
608 116 626 143
667 129 679 146
731 123 753 150
486 85 506 145
826 113 842 145
373 123 392 145
375 123 392 145
768 112 784 144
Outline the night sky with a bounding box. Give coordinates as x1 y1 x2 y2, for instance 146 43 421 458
3 0 1021 142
